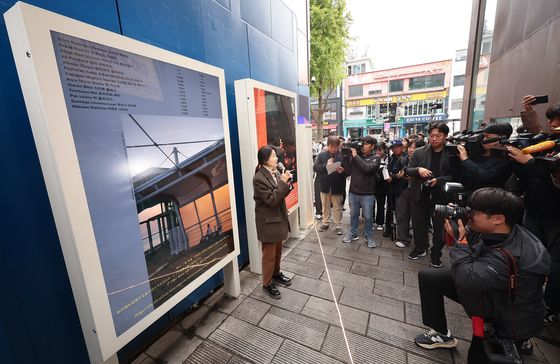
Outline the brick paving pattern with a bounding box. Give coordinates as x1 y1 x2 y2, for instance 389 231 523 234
132 215 560 364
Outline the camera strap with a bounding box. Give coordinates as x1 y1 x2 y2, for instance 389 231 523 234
492 247 518 340
449 220 461 243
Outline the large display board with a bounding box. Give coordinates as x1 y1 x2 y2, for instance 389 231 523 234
5 3 240 362
235 79 298 274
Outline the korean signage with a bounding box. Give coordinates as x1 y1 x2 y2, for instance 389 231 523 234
346 90 448 107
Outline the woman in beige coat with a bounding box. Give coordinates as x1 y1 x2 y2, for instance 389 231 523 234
253 146 293 299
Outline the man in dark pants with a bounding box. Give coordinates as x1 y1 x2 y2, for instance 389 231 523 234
414 188 550 360
405 122 454 267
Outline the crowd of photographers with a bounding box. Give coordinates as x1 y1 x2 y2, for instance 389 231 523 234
312 95 559 362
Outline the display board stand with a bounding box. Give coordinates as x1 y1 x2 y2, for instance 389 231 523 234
5 3 240 362
296 124 314 230
234 79 302 274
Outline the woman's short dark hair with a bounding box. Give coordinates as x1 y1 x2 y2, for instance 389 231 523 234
428 122 449 135
545 103 560 121
255 145 275 174
469 187 524 227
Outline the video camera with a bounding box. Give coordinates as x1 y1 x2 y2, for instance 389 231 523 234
434 182 473 221
445 129 485 159
491 132 560 173
341 138 364 158
534 155 560 175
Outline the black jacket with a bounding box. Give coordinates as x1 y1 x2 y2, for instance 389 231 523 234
405 145 454 203
313 150 349 194
348 152 381 195
388 153 408 196
459 156 513 196
450 225 551 340
514 158 560 219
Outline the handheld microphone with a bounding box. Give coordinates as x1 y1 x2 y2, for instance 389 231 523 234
521 140 558 154
277 162 286 174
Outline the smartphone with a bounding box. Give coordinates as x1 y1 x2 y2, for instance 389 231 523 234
530 95 549 105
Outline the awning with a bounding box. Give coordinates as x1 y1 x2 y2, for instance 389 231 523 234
312 123 338 130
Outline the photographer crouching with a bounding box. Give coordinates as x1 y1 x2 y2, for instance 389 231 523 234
414 187 550 363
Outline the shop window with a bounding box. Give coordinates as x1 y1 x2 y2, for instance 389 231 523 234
368 89 381 95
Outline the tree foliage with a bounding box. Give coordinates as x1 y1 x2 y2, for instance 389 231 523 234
310 0 351 139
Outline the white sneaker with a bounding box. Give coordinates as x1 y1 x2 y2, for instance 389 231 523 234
315 214 322 219
376 225 383 231
395 241 409 248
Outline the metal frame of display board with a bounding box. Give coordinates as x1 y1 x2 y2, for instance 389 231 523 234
234 78 300 274
4 2 240 362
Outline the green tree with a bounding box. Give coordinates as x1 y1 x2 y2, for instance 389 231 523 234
310 0 351 140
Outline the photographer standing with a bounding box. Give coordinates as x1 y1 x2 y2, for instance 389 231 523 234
414 188 550 360
313 136 348 235
508 99 560 325
406 123 454 267
342 135 381 248
457 122 514 196
384 140 408 240
395 139 425 248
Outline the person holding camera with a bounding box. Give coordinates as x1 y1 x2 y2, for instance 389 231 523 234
507 99 560 326
374 142 391 235
342 135 381 248
313 136 348 235
395 139 426 248
405 122 454 267
384 140 408 240
456 122 514 196
414 187 550 361
253 146 294 299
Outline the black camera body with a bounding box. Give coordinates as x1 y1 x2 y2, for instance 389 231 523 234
482 337 523 364
446 130 485 159
341 138 364 158
434 182 473 221
535 155 560 175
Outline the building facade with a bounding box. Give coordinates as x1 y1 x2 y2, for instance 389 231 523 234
343 60 452 139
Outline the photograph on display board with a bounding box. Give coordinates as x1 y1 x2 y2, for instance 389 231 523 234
50 31 234 336
253 88 298 209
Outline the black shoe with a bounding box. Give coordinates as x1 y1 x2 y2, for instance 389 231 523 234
415 329 458 349
519 339 533 356
430 257 443 268
273 272 292 286
263 284 281 299
382 228 391 238
408 250 427 260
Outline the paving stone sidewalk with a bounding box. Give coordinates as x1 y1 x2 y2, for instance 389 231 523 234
132 216 560 364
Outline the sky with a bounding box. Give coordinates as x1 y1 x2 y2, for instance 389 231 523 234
345 0 474 70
